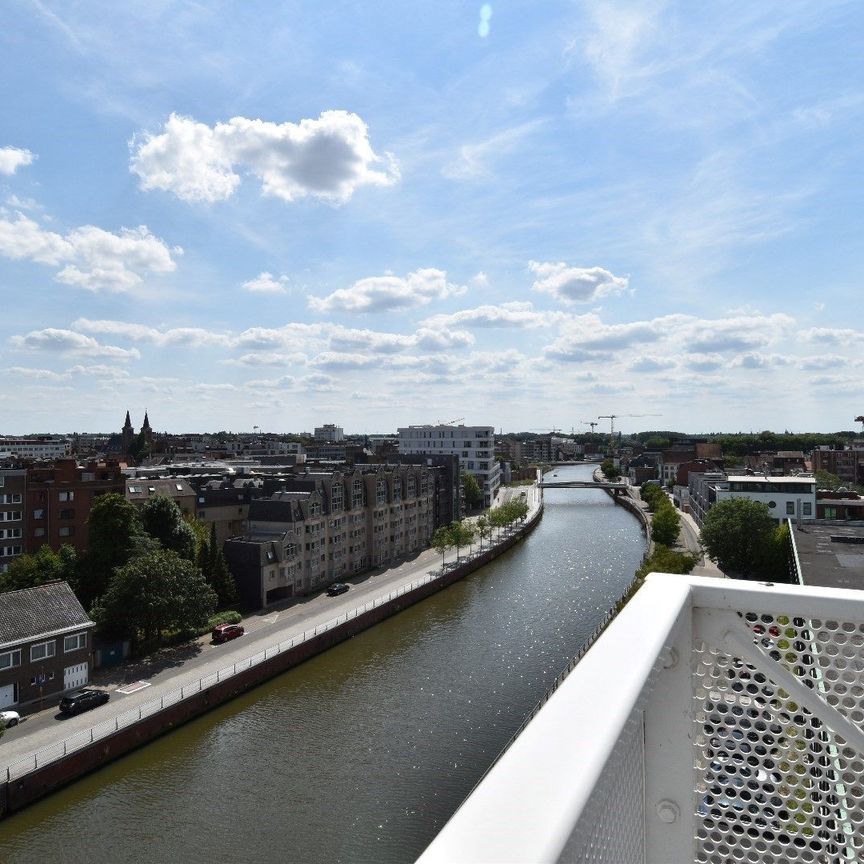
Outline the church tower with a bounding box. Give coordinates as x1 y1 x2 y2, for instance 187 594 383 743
122 410 134 452
141 410 153 445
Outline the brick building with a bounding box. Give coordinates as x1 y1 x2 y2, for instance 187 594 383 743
0 469 26 574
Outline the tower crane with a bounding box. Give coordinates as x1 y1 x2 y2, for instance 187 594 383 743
857 415 864 433
582 420 599 433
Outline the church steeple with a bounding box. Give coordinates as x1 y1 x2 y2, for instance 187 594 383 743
123 410 133 431
121 410 134 453
141 410 153 445
142 410 151 431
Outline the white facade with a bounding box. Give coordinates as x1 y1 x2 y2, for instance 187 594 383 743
314 424 344 442
0 438 69 459
717 474 817 521
398 424 500 507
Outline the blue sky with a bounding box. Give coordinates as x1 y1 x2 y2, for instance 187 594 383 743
1 0 862 435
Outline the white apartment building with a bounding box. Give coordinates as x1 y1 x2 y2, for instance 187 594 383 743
314 424 344 442
0 438 70 460
398 424 500 508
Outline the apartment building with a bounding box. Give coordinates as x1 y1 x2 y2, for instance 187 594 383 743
688 472 817 528
812 445 864 486
0 469 26 574
0 438 70 460
313 424 344 442
224 464 437 609
398 424 500 507
26 459 126 554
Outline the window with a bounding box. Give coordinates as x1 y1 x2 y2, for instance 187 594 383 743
767 501 776 509
0 649 21 670
30 640 56 662
803 502 812 516
59 526 74 537
330 482 344 512
58 491 74 502
64 633 87 652
786 501 795 515
59 509 75 520
34 527 45 537
824 506 837 519
33 508 44 519
376 480 387 505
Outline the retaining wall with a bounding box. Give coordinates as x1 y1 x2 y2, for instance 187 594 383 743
1 504 543 817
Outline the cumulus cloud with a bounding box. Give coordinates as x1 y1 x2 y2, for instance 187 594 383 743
130 111 398 204
309 268 466 314
422 301 567 330
10 328 140 360
529 261 629 305
0 147 35 175
241 272 289 294
0 215 180 292
73 318 228 347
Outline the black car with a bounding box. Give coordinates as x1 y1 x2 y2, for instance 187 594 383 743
59 688 110 716
327 582 350 596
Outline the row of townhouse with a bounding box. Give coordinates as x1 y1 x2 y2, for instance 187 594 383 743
224 464 438 609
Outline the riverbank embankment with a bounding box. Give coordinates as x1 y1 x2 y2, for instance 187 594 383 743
1 495 543 818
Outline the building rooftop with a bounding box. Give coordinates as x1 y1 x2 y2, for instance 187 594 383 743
794 523 864 590
0 581 94 650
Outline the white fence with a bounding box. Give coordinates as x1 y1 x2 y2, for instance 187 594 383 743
419 573 864 864
3 523 533 785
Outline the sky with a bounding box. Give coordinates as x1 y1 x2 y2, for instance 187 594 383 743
1 1 863 436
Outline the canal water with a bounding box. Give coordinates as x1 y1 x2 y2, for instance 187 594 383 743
0 464 646 863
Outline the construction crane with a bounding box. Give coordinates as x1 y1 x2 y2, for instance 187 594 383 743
437 417 465 426
598 413 662 455
582 420 599 433
857 415 864 433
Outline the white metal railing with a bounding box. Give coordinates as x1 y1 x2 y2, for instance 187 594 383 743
2 517 537 784
419 573 864 864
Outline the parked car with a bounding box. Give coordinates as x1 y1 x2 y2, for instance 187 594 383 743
0 710 20 728
212 623 245 644
59 689 109 716
327 582 350 596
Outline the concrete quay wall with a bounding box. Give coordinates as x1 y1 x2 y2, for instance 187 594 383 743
1 503 543 818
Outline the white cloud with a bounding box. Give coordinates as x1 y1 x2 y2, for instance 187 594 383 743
529 261 629 305
0 147 35 175
241 272 289 294
309 268 466 314
130 111 399 204
0 215 180 292
422 301 567 330
73 318 229 347
10 328 140 360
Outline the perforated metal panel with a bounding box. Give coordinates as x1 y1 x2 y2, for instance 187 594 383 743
693 610 864 864
561 709 646 863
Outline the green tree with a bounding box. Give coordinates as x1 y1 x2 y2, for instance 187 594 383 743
814 470 842 491
0 544 78 593
636 544 698 580
140 495 197 561
701 499 779 579
476 515 490 550
202 522 237 607
489 506 508 538
92 550 217 648
431 526 453 569
461 473 484 510
79 493 148 608
600 458 618 480
449 520 474 560
650 500 680 546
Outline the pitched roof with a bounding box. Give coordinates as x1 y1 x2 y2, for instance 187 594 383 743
0 581 94 649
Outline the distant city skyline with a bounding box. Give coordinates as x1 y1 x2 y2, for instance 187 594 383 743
1 2 862 434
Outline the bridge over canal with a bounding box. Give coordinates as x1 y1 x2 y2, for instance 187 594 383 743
538 480 628 495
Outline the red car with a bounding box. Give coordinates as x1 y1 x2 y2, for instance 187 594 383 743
212 623 244 644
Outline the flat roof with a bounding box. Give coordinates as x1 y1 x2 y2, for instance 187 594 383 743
727 475 815 484
794 523 864 590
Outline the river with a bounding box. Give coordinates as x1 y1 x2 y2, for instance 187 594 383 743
0 464 646 863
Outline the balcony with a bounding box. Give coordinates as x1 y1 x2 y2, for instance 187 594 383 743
419 573 864 863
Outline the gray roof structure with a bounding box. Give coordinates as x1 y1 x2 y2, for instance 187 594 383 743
795 524 864 591
0 581 94 650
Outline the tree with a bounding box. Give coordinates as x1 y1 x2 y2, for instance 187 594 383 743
431 526 453 570
140 495 197 561
201 522 237 607
815 470 842 491
0 544 77 593
476 515 490 550
701 499 778 579
488 506 508 538
650 500 680 546
79 493 148 608
92 550 217 648
636 544 698 580
600 459 618 480
449 520 475 560
461 473 484 511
